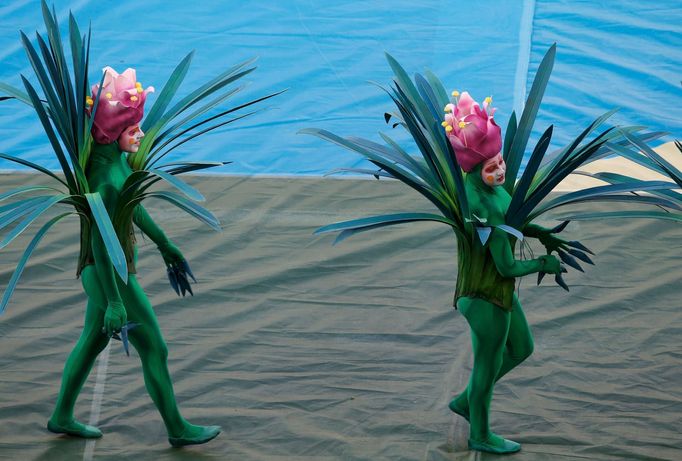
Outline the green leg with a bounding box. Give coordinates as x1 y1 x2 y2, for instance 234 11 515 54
495 295 534 380
120 275 220 446
48 266 108 438
455 296 521 454
450 294 534 421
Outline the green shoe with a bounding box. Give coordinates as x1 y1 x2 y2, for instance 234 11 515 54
169 425 221 447
448 398 470 422
47 418 103 439
468 434 521 454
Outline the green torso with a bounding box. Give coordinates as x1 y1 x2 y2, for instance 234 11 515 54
79 143 137 275
454 170 516 311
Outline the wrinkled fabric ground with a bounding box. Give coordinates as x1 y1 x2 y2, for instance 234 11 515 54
0 174 680 460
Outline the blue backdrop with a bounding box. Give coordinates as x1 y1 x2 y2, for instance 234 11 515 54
0 0 680 175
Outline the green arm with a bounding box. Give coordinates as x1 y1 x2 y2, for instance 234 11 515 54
133 204 169 247
523 223 548 238
488 228 545 278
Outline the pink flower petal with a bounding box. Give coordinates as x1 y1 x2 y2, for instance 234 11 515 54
101 66 118 89
121 68 137 83
455 91 475 117
463 113 487 134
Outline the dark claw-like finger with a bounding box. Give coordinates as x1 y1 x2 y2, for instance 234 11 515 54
181 260 196 283
183 277 194 296
175 268 187 296
567 240 595 255
167 266 180 296
560 264 568 273
121 324 131 356
555 273 570 291
550 220 570 234
177 271 193 297
558 249 584 272
567 248 594 265
537 272 546 286
110 322 139 356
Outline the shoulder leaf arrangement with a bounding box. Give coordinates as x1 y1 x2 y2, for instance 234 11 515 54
303 43 680 292
562 135 682 223
0 1 283 313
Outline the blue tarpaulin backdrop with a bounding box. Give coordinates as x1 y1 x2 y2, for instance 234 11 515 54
0 0 680 175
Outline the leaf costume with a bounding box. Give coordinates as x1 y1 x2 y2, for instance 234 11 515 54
0 2 280 446
304 44 679 454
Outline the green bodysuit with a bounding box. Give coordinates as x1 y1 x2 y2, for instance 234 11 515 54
47 142 220 447
448 163 561 453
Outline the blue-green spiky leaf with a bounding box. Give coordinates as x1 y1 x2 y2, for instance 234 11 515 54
85 192 128 281
0 212 74 314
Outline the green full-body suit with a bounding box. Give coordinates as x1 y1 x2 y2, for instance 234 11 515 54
448 163 561 453
47 142 220 446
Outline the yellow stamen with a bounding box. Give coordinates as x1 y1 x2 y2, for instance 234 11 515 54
445 125 453 132
85 97 93 106
458 121 466 128
441 121 449 127
135 82 142 88
105 92 112 99
137 87 143 93
130 95 138 102
484 96 492 105
451 90 460 97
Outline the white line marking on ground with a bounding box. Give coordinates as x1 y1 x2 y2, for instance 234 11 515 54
83 342 111 461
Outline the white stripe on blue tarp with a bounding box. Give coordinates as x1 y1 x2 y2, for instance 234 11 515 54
513 0 536 116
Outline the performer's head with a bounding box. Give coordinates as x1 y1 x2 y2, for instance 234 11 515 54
118 124 145 153
480 153 506 186
88 66 154 146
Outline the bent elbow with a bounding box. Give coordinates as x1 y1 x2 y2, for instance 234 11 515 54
494 262 516 278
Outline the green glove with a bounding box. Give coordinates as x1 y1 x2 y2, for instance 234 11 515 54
103 301 127 337
538 254 561 274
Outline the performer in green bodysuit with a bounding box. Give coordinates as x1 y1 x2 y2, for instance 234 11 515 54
1 5 280 447
446 152 562 454
46 76 220 445
305 45 675 456
47 140 220 446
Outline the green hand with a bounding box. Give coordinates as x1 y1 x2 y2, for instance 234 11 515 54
103 301 127 337
539 254 561 274
158 240 184 266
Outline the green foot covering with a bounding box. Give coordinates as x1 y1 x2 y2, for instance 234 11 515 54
169 425 221 447
468 433 521 454
47 419 103 439
448 397 470 422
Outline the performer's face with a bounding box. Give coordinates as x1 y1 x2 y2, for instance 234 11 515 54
118 125 144 153
481 153 505 186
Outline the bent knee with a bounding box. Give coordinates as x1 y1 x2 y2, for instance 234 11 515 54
510 340 534 362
